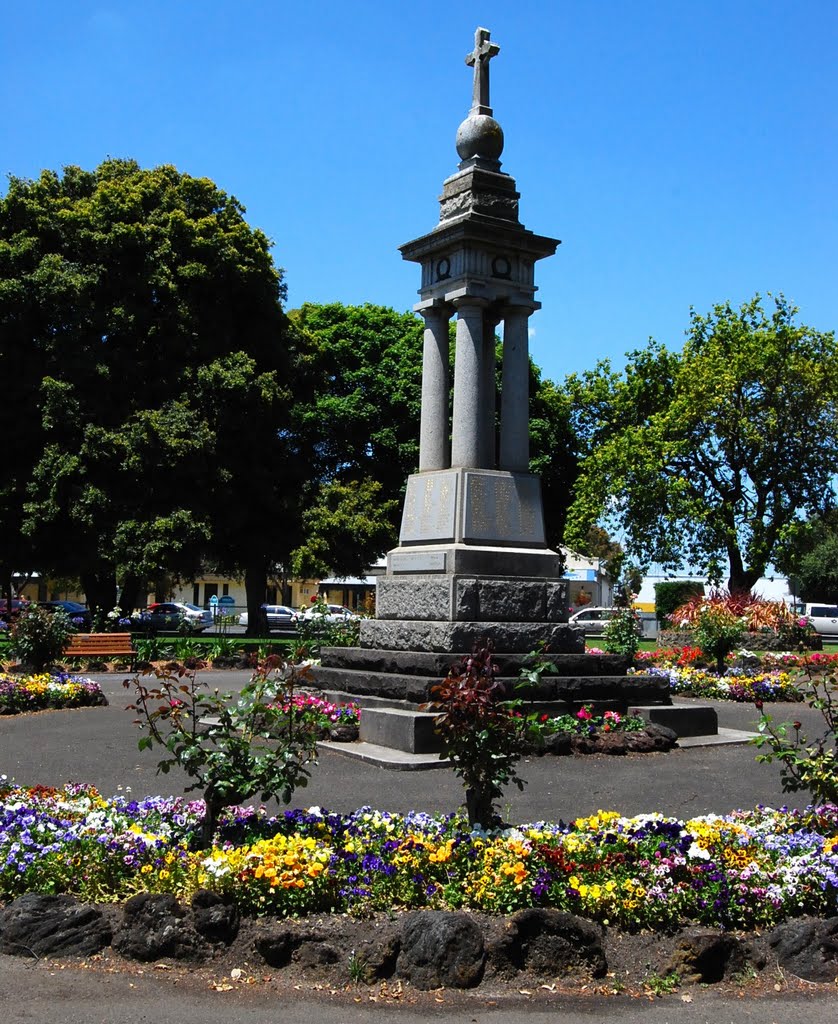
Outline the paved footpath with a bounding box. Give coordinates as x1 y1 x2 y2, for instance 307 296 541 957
1 670 835 1021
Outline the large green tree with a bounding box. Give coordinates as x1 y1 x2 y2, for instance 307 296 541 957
0 159 296 617
776 512 838 604
564 295 838 593
288 302 424 579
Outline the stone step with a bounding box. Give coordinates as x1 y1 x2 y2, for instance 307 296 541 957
356 701 720 755
630 703 719 738
313 666 669 704
360 619 584 654
360 707 444 754
320 646 631 678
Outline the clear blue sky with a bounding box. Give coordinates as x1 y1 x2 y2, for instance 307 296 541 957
3 1 835 382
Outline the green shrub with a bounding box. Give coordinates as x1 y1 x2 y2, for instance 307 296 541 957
602 607 642 660
752 663 837 805
693 605 744 674
294 599 360 659
126 655 318 847
8 606 73 672
654 581 704 624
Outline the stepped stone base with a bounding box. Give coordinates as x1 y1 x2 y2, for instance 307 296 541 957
322 647 631 677
315 665 670 706
361 620 583 654
374 575 567 622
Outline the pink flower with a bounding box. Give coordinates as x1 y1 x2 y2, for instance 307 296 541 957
576 707 592 721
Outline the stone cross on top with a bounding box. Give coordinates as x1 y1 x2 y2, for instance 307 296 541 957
466 26 499 116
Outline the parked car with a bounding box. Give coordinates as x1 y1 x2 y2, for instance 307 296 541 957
37 600 93 630
568 606 641 636
301 604 357 623
238 605 299 629
803 604 838 637
140 602 213 633
0 598 30 622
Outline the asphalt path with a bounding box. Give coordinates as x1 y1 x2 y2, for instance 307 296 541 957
0 669 827 821
1 668 836 1022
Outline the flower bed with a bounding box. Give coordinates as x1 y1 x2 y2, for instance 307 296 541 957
0 673 106 714
1 782 836 931
266 692 360 737
640 666 803 703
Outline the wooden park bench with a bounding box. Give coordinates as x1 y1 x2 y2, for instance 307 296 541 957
63 632 137 670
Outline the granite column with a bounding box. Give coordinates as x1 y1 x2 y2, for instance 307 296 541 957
418 306 451 471
499 305 532 471
451 299 489 468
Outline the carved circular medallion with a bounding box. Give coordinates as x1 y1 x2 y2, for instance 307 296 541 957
492 255 511 278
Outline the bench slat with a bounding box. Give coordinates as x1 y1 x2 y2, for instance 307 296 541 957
64 633 136 659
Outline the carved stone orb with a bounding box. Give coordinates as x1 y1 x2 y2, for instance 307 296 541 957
456 113 504 162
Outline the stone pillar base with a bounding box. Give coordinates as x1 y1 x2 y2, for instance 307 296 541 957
360 619 583 654
375 574 567 622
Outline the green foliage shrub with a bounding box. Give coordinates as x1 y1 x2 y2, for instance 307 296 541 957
293 598 360 659
752 664 837 804
693 606 744 674
8 606 73 672
654 581 704 623
126 655 318 847
602 607 642 660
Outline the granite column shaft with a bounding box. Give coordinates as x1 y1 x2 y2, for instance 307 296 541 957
499 306 532 471
418 307 451 471
451 300 489 468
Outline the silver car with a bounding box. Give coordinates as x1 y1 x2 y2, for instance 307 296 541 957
568 606 639 635
238 605 299 629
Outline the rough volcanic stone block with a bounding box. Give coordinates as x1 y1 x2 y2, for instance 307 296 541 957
397 911 485 989
376 576 453 620
459 578 546 621
0 894 112 958
315 668 436 702
320 647 630 677
360 620 584 654
319 647 460 676
375 575 565 623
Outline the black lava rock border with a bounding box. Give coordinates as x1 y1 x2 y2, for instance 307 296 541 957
2 893 836 989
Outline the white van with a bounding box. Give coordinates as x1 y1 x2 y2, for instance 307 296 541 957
803 604 838 637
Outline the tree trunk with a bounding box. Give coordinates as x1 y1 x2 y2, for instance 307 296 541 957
201 788 225 850
119 572 143 617
244 560 268 637
0 566 13 618
726 548 762 596
465 787 496 830
81 570 118 620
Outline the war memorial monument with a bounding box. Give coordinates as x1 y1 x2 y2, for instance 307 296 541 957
316 29 717 754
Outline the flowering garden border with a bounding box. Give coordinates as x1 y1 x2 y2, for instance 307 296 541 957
1 783 836 932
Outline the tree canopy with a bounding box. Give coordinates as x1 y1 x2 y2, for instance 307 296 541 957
564 295 838 593
0 159 296 616
776 512 838 605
